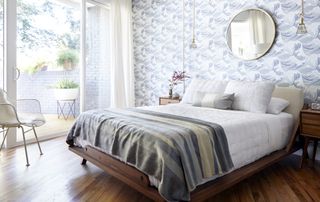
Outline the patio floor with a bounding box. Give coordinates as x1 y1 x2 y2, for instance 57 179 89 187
17 114 76 141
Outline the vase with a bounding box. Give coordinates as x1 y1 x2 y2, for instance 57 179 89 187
169 88 173 98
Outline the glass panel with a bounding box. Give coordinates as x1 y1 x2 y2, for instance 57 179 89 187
85 2 110 110
16 0 80 141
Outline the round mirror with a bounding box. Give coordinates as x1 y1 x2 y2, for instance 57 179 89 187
226 8 276 60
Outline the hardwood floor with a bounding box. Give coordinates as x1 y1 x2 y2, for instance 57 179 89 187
1 137 320 202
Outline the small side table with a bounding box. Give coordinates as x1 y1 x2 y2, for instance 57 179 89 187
57 99 76 120
300 109 320 168
159 96 181 105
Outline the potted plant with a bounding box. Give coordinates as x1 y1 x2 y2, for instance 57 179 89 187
57 49 79 71
53 79 79 100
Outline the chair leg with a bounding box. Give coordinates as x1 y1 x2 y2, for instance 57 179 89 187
21 126 30 167
32 126 43 155
0 128 9 152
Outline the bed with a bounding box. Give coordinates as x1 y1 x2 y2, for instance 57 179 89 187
67 85 304 202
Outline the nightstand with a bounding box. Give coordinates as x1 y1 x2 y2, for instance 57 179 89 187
300 109 320 168
159 96 181 105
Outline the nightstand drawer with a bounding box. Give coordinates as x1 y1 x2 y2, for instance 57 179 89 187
160 98 180 105
301 113 320 125
301 124 320 137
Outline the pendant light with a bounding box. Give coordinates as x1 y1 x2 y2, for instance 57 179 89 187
182 0 186 93
297 0 307 34
190 0 197 48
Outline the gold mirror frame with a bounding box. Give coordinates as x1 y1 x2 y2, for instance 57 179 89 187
226 8 276 60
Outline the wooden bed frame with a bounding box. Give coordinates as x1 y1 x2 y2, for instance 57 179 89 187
69 87 304 201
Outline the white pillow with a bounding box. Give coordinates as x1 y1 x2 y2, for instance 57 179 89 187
267 97 289 114
181 79 228 104
224 80 275 113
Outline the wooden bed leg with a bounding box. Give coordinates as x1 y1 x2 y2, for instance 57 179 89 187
300 137 309 168
312 140 318 164
81 159 87 165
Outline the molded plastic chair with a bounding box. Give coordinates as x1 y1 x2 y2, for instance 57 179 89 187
0 89 45 166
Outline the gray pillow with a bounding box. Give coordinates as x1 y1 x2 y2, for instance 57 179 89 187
192 91 234 109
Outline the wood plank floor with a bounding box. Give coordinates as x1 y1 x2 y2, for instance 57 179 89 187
1 137 320 202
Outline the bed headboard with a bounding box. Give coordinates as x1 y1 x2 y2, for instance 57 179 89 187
272 86 304 123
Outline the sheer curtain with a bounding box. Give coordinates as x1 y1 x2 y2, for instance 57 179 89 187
110 0 135 108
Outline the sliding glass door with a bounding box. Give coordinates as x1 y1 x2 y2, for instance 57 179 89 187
2 0 111 148
2 0 82 147
16 0 81 141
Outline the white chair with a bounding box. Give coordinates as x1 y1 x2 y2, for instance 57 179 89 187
0 89 45 166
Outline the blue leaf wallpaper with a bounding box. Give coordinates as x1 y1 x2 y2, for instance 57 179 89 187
132 0 320 106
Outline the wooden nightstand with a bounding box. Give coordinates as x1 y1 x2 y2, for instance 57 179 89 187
159 96 181 105
300 109 320 168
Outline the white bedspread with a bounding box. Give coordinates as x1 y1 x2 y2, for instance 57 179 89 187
142 103 293 186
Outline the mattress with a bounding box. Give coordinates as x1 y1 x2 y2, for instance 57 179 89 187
73 103 294 189
142 103 293 187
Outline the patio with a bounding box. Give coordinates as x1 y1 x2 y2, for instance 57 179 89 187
16 114 75 141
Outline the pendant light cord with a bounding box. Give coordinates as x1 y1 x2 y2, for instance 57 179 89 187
192 0 196 41
182 0 185 93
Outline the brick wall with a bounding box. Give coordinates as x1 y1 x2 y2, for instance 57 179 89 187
17 70 80 114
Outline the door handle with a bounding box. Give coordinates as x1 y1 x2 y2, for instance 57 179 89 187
15 68 21 80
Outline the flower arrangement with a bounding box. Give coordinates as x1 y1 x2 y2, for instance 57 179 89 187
168 71 189 97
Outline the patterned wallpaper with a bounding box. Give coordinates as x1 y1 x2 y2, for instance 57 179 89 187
132 0 320 106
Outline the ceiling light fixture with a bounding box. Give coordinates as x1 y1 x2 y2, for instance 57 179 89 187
297 0 307 34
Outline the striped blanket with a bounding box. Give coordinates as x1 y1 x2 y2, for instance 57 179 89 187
66 108 234 201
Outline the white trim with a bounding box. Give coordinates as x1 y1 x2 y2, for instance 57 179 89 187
0 2 4 89
80 0 86 113
4 0 17 148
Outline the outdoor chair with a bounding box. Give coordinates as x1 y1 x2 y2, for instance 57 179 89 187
0 89 45 166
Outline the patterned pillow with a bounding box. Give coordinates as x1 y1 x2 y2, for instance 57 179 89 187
192 91 234 109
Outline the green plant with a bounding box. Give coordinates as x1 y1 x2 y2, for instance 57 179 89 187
54 79 79 89
57 49 79 69
23 60 48 75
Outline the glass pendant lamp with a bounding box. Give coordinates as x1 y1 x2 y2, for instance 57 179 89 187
297 0 307 34
190 0 197 48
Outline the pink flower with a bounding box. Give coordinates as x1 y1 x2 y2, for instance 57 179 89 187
169 71 190 89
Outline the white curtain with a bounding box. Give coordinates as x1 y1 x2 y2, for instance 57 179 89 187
110 0 135 108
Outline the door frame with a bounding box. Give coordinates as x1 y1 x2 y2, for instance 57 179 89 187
4 0 17 148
